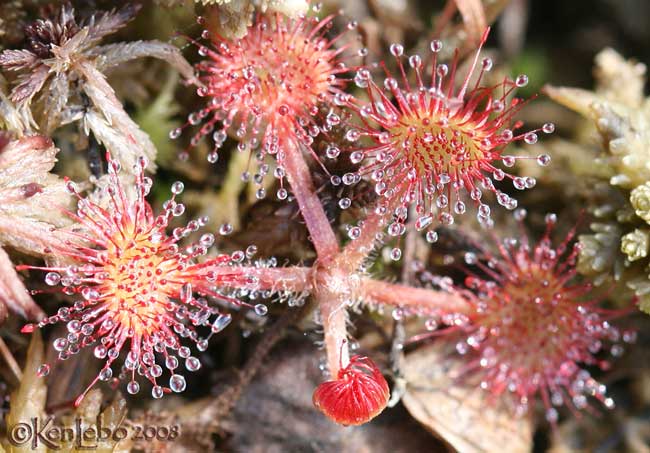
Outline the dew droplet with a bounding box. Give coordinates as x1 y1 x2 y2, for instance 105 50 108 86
245 245 258 258
170 374 186 393
513 177 526 190
37 364 50 377
542 122 555 134
45 272 61 286
390 43 404 57
426 231 438 243
99 367 113 381
524 132 538 144
415 215 432 231
166 356 179 370
180 283 192 303
127 381 140 394
186 357 201 371
515 74 529 87
152 385 164 399
345 130 360 142
254 304 268 316
502 156 516 167
408 55 422 69
326 145 341 159
425 319 438 331
464 252 478 264
514 208 527 221
545 213 557 225
390 247 402 261
545 408 558 423
623 330 637 343
350 151 364 164
94 344 107 359
482 57 493 71
219 223 233 235
348 227 361 239
171 181 185 195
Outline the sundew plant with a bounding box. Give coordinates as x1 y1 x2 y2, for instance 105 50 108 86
0 0 645 451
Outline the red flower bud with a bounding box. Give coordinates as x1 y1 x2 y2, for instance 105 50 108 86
313 355 390 426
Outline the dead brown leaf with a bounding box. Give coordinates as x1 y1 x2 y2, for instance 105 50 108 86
0 134 77 321
402 342 533 453
0 134 74 257
435 0 487 47
454 0 488 45
0 246 40 320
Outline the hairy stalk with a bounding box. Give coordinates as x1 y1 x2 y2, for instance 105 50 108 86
314 272 351 377
282 140 339 258
281 139 352 377
216 263 470 317
210 266 312 293
339 193 403 273
280 139 349 377
361 278 470 313
215 264 469 321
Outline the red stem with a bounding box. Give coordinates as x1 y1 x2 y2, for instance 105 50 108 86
361 278 471 315
282 139 339 259
317 277 350 378
211 266 312 293
219 143 467 380
280 138 350 377
213 264 470 316
338 192 402 273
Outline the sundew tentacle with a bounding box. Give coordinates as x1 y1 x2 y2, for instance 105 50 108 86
176 6 363 198
340 29 554 251
418 210 634 424
19 153 270 405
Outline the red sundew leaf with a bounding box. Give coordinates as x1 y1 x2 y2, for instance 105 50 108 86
18 153 257 405
186 10 353 186
402 342 533 453
344 27 552 232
